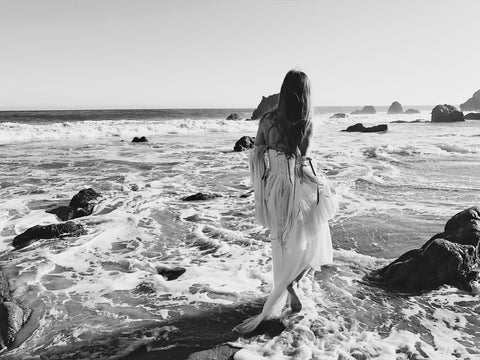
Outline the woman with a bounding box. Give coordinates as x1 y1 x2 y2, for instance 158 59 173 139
234 70 338 333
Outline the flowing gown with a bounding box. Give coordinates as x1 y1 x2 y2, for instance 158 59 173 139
234 145 338 333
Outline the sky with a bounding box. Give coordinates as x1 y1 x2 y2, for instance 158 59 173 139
1 0 479 110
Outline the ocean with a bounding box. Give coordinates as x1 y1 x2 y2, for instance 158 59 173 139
0 107 479 359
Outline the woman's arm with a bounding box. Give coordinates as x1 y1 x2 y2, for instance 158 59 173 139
299 121 314 156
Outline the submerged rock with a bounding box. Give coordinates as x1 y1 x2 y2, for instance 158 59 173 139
387 101 403 114
233 136 255 152
251 94 279 120
182 193 222 201
460 89 480 111
431 104 464 123
368 206 480 293
12 222 86 250
47 188 100 221
0 271 11 303
156 266 186 281
132 136 148 143
465 112 480 120
330 113 347 119
405 108 420 114
351 105 376 115
342 123 388 133
226 113 239 120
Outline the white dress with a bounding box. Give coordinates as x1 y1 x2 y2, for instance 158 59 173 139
234 145 338 333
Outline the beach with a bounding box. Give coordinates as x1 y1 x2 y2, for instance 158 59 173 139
1 109 480 359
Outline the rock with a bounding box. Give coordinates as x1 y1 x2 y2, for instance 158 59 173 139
47 188 100 221
0 271 11 303
431 104 464 123
156 266 186 281
187 345 238 360
226 113 239 120
368 207 480 293
390 119 425 124
182 193 222 201
465 112 480 120
342 123 388 133
12 222 86 250
351 106 376 115
387 101 403 114
330 113 347 119
0 302 29 347
251 94 279 120
460 89 480 111
132 136 148 143
233 136 255 152
405 108 420 114
134 281 157 294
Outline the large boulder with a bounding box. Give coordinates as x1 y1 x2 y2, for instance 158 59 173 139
0 302 30 348
47 188 100 221
460 89 480 111
387 101 403 114
431 104 464 123
351 106 376 115
251 94 279 120
132 136 148 143
342 123 387 133
465 112 480 120
233 136 255 152
405 108 420 114
330 113 347 119
368 207 480 293
12 222 86 250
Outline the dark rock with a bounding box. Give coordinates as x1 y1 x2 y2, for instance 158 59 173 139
135 281 157 294
342 123 388 133
460 89 480 111
351 106 376 115
0 302 29 347
251 94 279 120
431 104 464 123
187 345 238 360
387 101 403 114
405 108 420 114
465 112 480 120
0 271 11 303
330 113 347 119
226 113 239 120
234 136 255 152
182 193 222 201
12 222 86 250
156 266 186 281
368 207 480 293
390 119 425 124
47 188 100 221
132 136 148 143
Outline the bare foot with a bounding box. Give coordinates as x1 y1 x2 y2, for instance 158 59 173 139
287 283 302 312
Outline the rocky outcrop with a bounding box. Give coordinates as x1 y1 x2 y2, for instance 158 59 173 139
465 112 480 120
12 221 86 250
460 89 480 111
351 106 376 115
387 101 403 114
405 108 420 114
132 136 148 143
330 113 347 119
47 188 100 221
182 193 222 201
156 266 186 281
226 113 239 120
368 207 480 293
342 123 387 133
431 104 464 123
233 136 255 152
251 94 279 120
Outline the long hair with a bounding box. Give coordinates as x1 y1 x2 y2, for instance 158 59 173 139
271 70 312 156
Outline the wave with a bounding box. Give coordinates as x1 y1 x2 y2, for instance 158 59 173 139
0 118 258 144
436 143 480 154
